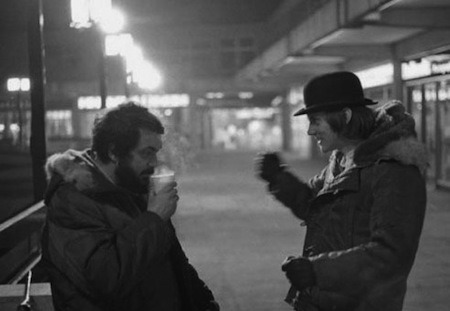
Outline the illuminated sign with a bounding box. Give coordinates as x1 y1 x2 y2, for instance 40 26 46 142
402 59 432 80
77 94 190 110
355 63 393 88
431 62 450 75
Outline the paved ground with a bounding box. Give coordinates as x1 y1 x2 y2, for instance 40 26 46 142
173 151 450 311
0 148 449 310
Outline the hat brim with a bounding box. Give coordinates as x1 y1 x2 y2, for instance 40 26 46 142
293 98 377 116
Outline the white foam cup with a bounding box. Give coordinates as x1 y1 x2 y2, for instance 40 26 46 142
150 171 175 194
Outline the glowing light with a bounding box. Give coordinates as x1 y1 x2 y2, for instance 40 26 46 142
355 63 393 88
20 79 30 91
205 93 224 99
10 124 20 132
238 92 253 99
106 96 127 108
134 61 163 91
99 8 125 34
7 78 30 92
236 108 277 119
125 45 144 74
78 96 102 110
7 78 21 92
70 0 91 27
402 59 432 80
71 0 122 30
77 94 189 110
105 33 133 56
412 89 422 103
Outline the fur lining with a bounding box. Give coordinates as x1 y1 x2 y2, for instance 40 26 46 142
45 150 95 190
353 101 428 174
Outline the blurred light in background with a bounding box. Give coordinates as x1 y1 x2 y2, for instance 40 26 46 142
133 61 163 90
238 92 253 99
70 0 112 29
105 33 133 56
205 92 224 99
7 78 30 92
356 63 393 89
99 8 125 34
78 94 189 110
71 0 163 93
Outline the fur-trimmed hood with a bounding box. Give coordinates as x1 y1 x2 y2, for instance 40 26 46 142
45 149 96 188
44 149 115 204
352 101 428 174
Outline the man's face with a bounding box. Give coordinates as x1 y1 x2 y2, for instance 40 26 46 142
115 129 162 193
307 112 346 153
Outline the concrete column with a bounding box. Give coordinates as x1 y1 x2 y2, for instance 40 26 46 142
391 46 404 103
187 96 203 150
280 96 293 152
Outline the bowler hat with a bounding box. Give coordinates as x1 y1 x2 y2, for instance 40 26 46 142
293 71 377 116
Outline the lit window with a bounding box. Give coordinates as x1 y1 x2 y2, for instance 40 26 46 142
46 110 73 138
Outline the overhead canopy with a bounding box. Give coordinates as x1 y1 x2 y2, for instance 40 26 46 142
236 0 450 89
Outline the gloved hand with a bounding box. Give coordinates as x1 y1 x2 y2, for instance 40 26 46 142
282 256 316 291
255 152 286 183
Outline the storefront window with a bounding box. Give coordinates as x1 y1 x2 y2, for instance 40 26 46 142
46 110 73 138
438 82 450 186
211 108 281 151
424 83 437 179
410 86 423 141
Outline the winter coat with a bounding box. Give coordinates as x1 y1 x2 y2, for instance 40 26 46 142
41 150 217 311
272 102 427 311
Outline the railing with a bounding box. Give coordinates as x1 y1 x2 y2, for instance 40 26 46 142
0 200 45 284
0 200 52 310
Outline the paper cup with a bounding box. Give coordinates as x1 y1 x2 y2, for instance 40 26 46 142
150 172 175 194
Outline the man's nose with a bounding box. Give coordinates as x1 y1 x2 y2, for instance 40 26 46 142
307 124 315 136
148 156 158 167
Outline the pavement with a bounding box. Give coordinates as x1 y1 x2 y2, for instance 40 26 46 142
0 148 449 310
173 150 450 311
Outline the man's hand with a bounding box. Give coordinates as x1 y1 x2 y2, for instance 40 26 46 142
281 256 316 291
147 181 179 221
255 152 285 183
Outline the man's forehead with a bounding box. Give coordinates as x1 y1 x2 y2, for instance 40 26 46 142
137 128 162 149
307 112 326 120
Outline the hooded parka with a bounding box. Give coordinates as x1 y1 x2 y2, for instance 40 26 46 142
41 150 217 311
271 102 427 311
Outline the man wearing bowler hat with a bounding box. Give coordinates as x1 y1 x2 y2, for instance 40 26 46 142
256 71 427 311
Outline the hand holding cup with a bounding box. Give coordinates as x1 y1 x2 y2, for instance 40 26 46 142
147 166 179 221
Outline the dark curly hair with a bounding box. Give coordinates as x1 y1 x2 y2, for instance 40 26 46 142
92 102 164 163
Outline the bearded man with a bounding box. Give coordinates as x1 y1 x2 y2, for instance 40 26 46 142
41 102 219 311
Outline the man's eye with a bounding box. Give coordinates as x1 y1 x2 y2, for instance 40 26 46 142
141 150 155 158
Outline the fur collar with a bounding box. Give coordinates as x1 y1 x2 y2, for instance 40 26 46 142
352 101 428 174
45 149 98 191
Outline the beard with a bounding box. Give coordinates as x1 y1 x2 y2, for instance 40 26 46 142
115 159 153 194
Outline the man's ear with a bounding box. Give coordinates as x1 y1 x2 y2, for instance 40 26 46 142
108 145 118 164
343 108 352 124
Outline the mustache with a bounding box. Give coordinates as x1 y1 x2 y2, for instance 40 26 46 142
141 168 155 175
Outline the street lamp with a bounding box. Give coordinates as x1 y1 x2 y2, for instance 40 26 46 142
105 33 134 98
105 34 163 94
7 77 30 148
70 0 125 109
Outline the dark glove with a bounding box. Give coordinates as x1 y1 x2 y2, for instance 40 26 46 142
255 152 286 183
282 256 316 291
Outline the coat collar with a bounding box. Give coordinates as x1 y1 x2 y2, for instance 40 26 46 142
353 101 427 175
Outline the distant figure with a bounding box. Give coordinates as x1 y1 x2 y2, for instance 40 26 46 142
41 102 219 311
256 71 427 311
